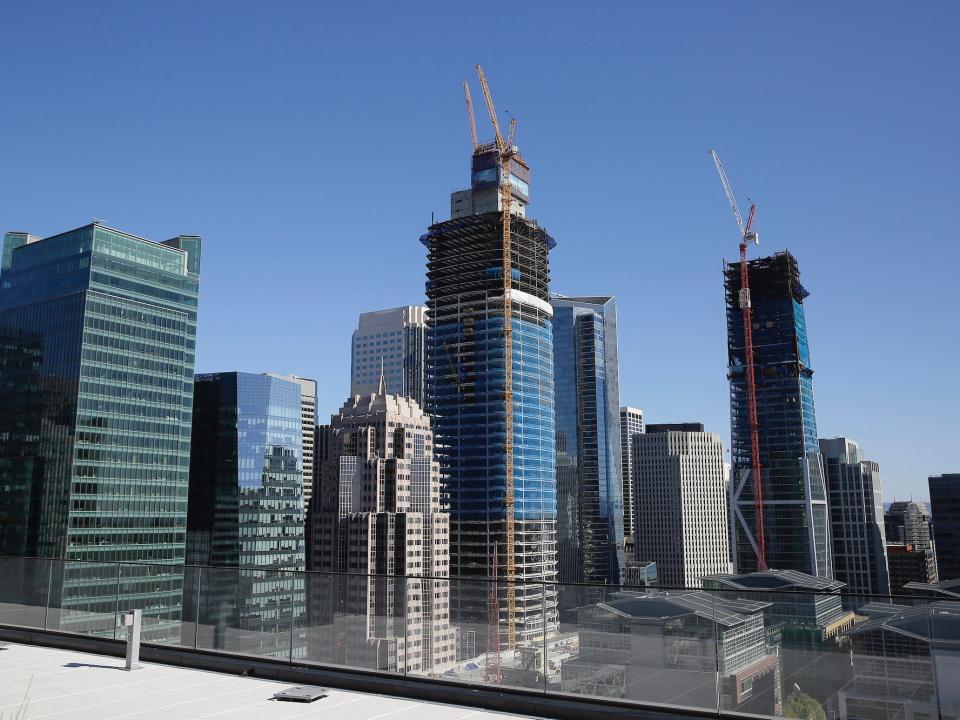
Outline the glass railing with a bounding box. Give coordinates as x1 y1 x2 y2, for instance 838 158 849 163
1 555 957 720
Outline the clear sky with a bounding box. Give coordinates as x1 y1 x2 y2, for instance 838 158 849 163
2 2 957 500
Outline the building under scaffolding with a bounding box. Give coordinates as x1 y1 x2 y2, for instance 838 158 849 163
724 251 832 578
421 143 558 646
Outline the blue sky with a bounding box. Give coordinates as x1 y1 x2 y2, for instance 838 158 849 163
1 2 957 500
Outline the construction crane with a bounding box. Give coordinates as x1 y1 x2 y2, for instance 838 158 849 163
710 149 766 572
475 63 518 649
463 81 479 151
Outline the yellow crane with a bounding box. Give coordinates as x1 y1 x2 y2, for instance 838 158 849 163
462 81 479 151
475 63 517 648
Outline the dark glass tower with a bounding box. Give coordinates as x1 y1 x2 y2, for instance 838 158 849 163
929 474 960 581
551 295 625 616
421 142 558 643
186 372 306 658
724 251 831 577
0 224 200 638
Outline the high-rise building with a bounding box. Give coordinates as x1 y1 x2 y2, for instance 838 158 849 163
724 251 831 577
422 136 558 643
886 544 938 592
186 372 306 657
0 223 200 639
265 373 317 508
551 295 625 613
929 474 960 580
351 306 427 408
820 437 890 604
884 500 934 552
308 379 455 673
619 407 644 544
633 424 730 588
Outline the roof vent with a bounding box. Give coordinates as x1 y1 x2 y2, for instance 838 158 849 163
272 686 329 703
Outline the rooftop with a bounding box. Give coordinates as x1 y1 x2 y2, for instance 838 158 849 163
0 642 541 720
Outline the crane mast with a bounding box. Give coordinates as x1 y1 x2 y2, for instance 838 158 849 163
710 150 767 571
476 64 517 648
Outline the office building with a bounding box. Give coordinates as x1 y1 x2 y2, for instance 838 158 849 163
819 437 890 605
619 406 644 544
265 373 317 508
561 592 780 714
551 295 625 613
308 378 455 673
186 372 306 658
0 223 200 639
886 544 938 593
632 424 730 588
724 252 831 577
422 133 557 643
885 500 934 553
929 474 960 580
351 306 427 407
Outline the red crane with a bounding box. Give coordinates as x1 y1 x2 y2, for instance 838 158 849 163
711 150 766 571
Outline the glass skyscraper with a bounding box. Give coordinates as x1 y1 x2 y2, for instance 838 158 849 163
551 295 625 615
724 251 831 577
0 223 200 637
422 140 558 644
186 372 306 658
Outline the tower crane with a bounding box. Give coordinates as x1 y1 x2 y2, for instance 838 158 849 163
463 81 479 151
475 63 518 648
710 149 767 571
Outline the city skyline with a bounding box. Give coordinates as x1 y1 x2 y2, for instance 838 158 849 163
1 4 957 498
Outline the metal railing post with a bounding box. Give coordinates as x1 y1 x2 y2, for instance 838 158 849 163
193 565 202 649
43 559 54 630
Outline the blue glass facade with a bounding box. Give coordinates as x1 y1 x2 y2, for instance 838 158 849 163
422 210 558 641
551 296 625 615
187 372 306 657
0 223 200 637
724 251 831 577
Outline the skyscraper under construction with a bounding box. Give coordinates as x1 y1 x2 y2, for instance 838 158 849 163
724 251 832 578
421 127 558 644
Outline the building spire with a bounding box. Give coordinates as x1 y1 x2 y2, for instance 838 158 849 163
378 357 386 397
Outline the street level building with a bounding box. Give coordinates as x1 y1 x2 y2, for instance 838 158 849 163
552 294 625 615
186 372 306 658
929 474 960 581
0 224 201 640
819 437 890 606
724 252 831 577
308 379 455 673
422 135 557 644
633 424 730 588
351 306 427 408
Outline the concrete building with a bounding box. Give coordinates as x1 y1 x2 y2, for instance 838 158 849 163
619 407 644 545
885 500 935 553
560 592 780 714
632 424 730 588
308 378 455 674
930 474 960 580
887 543 938 593
819 437 890 606
552 295 625 615
351 306 427 408
422 132 557 644
0 224 201 640
186 372 306 658
724 252 831 577
266 373 317 509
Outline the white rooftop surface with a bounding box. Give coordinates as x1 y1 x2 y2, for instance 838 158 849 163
0 642 546 720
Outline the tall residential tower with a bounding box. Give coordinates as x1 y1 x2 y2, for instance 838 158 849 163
619 407 644 545
422 131 558 643
351 306 427 408
724 252 831 577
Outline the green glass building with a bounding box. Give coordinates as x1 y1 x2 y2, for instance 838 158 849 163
0 223 201 638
